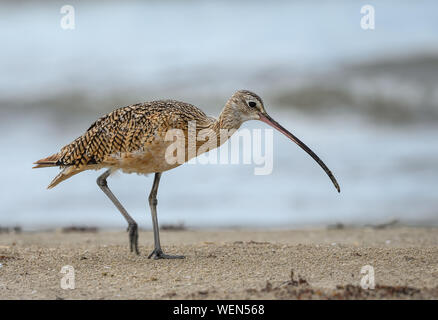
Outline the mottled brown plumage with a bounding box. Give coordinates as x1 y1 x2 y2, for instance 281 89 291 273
34 90 339 259
34 99 218 188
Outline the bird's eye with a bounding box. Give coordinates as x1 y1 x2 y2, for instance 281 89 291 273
248 101 256 108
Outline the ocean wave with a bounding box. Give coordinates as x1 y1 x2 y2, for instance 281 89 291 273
269 55 438 124
1 55 437 125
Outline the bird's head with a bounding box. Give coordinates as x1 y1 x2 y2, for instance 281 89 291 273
228 90 267 122
229 89 340 193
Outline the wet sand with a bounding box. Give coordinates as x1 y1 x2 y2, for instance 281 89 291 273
0 227 437 299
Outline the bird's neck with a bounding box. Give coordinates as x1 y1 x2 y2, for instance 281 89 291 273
213 101 244 132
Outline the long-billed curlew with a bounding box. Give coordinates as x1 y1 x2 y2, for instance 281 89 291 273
34 90 340 259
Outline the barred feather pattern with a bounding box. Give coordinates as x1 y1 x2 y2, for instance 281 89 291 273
57 100 214 170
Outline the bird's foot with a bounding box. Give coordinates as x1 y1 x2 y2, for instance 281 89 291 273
147 248 185 260
127 223 139 255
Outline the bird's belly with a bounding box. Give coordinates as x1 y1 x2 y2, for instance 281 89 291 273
101 131 222 174
104 141 182 174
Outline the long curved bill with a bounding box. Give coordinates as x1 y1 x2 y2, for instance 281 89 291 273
259 112 340 193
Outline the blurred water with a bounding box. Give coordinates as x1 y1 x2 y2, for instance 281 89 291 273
1 0 438 100
0 0 437 229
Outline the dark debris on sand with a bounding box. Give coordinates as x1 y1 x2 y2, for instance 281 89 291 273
61 226 98 233
0 226 21 234
246 270 438 300
160 223 186 231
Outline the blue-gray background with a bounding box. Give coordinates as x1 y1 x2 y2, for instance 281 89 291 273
1 0 437 229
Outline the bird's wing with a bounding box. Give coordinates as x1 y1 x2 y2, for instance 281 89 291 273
56 100 212 169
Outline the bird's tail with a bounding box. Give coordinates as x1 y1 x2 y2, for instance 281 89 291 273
46 167 82 189
33 153 82 189
33 153 61 168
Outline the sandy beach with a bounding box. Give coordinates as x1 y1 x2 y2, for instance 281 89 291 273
0 227 437 300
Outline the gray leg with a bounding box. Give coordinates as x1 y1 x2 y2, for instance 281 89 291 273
147 173 185 260
97 169 139 255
